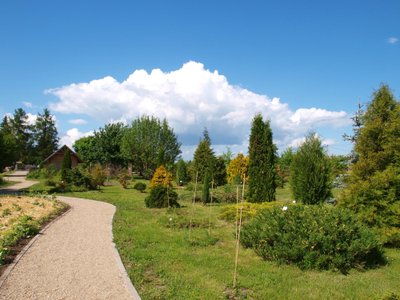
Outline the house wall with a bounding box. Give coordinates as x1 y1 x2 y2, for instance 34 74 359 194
44 153 80 170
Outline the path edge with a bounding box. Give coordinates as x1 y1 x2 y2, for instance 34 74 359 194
0 206 72 289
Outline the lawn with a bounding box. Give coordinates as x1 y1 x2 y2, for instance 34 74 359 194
48 182 400 300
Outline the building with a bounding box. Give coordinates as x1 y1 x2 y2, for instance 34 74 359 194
41 145 82 170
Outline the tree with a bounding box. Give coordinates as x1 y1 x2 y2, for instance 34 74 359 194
221 147 233 168
248 114 277 202
73 136 100 164
175 159 188 185
227 153 248 184
94 122 126 167
61 148 72 182
340 85 400 246
276 147 294 187
0 116 18 169
192 129 216 182
202 170 211 204
34 108 59 164
10 108 33 163
290 133 332 204
213 156 227 186
150 165 173 188
122 116 181 179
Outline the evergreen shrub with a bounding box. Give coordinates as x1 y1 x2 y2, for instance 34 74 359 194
241 205 385 273
145 186 180 208
133 182 146 192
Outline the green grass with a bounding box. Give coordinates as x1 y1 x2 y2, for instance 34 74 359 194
28 182 397 300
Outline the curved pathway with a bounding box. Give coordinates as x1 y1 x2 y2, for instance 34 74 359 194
0 195 140 299
0 171 38 194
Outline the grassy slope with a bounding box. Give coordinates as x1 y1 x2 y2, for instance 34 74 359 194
49 183 400 300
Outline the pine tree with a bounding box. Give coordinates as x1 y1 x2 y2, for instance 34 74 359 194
248 114 277 202
290 133 332 204
34 108 59 164
10 108 33 163
340 85 400 246
175 159 188 185
192 129 216 182
61 148 72 182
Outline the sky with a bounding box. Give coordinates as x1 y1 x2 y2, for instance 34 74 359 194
0 0 399 159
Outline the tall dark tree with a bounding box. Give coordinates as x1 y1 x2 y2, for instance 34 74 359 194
61 148 72 182
192 129 216 182
340 85 400 246
0 116 18 169
248 114 277 202
121 116 181 179
213 156 227 186
10 108 33 163
34 108 59 164
202 170 211 204
290 133 332 204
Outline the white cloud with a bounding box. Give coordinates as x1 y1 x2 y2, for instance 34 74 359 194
26 113 37 125
59 128 93 148
47 61 350 152
68 118 88 125
388 37 398 44
23 101 33 108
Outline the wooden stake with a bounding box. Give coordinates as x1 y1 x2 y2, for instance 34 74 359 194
233 177 246 288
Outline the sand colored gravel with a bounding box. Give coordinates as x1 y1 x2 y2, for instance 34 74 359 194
0 196 140 300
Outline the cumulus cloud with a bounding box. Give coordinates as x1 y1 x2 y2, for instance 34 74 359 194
68 118 88 125
48 61 350 151
388 37 398 44
59 128 93 148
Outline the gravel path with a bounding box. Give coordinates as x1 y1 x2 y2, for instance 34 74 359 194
0 196 140 300
0 171 38 194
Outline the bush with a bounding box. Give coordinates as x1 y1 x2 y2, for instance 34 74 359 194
241 205 385 273
219 201 281 222
145 186 180 208
90 164 106 189
118 171 131 189
133 182 146 193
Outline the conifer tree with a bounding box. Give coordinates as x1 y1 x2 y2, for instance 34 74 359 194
61 148 72 182
34 108 59 163
192 129 216 182
340 85 400 246
202 170 211 204
290 133 332 204
248 114 277 202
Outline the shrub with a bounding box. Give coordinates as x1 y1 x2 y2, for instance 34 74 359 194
145 186 180 208
133 182 146 193
241 205 385 273
118 171 131 189
150 165 173 187
219 201 281 222
90 164 106 189
290 133 332 204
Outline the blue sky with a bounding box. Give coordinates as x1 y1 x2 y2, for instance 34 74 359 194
0 0 399 159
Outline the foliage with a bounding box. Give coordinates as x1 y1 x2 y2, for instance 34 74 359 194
133 182 146 193
60 148 72 183
33 108 59 164
276 147 294 187
340 85 400 246
175 159 189 185
201 171 211 204
95 122 127 167
219 201 281 222
118 170 131 189
150 165 173 187
145 186 180 208
192 129 216 182
221 147 233 168
213 156 227 186
329 155 349 178
73 136 100 164
90 164 107 189
241 205 386 273
290 133 332 204
121 116 181 179
248 114 277 202
227 153 248 184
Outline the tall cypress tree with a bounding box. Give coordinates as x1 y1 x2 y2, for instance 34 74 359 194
248 114 277 202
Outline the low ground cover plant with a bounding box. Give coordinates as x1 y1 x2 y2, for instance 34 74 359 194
0 195 68 265
241 204 386 273
219 201 284 222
